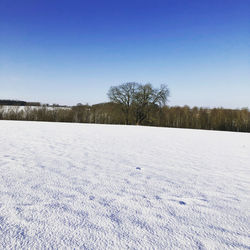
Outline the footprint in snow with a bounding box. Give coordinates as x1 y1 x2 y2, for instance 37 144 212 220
89 195 95 200
155 195 161 200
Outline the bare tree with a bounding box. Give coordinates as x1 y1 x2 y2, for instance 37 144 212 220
108 83 170 125
132 84 170 125
0 105 3 119
108 82 138 124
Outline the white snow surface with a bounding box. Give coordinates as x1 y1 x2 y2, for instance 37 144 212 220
0 120 249 249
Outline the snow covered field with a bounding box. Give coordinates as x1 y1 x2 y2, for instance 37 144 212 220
0 120 249 249
0 105 70 112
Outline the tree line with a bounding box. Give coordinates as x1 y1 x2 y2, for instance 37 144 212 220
0 83 249 132
0 99 66 107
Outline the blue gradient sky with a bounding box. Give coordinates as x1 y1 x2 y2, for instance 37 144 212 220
0 0 249 108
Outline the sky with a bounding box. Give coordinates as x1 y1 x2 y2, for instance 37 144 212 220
0 0 249 108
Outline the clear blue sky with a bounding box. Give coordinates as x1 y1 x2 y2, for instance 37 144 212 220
0 0 249 108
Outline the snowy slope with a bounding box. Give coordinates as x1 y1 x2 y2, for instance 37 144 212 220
0 120 249 249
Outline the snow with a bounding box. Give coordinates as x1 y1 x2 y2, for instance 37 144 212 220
0 120 249 249
0 105 70 112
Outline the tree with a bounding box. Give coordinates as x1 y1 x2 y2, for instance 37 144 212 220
107 82 138 124
132 84 170 125
108 82 170 125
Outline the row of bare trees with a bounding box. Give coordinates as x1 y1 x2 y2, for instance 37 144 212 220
0 83 249 132
1 104 249 132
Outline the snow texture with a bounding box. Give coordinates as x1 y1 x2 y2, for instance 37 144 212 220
0 120 249 249
0 105 70 113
